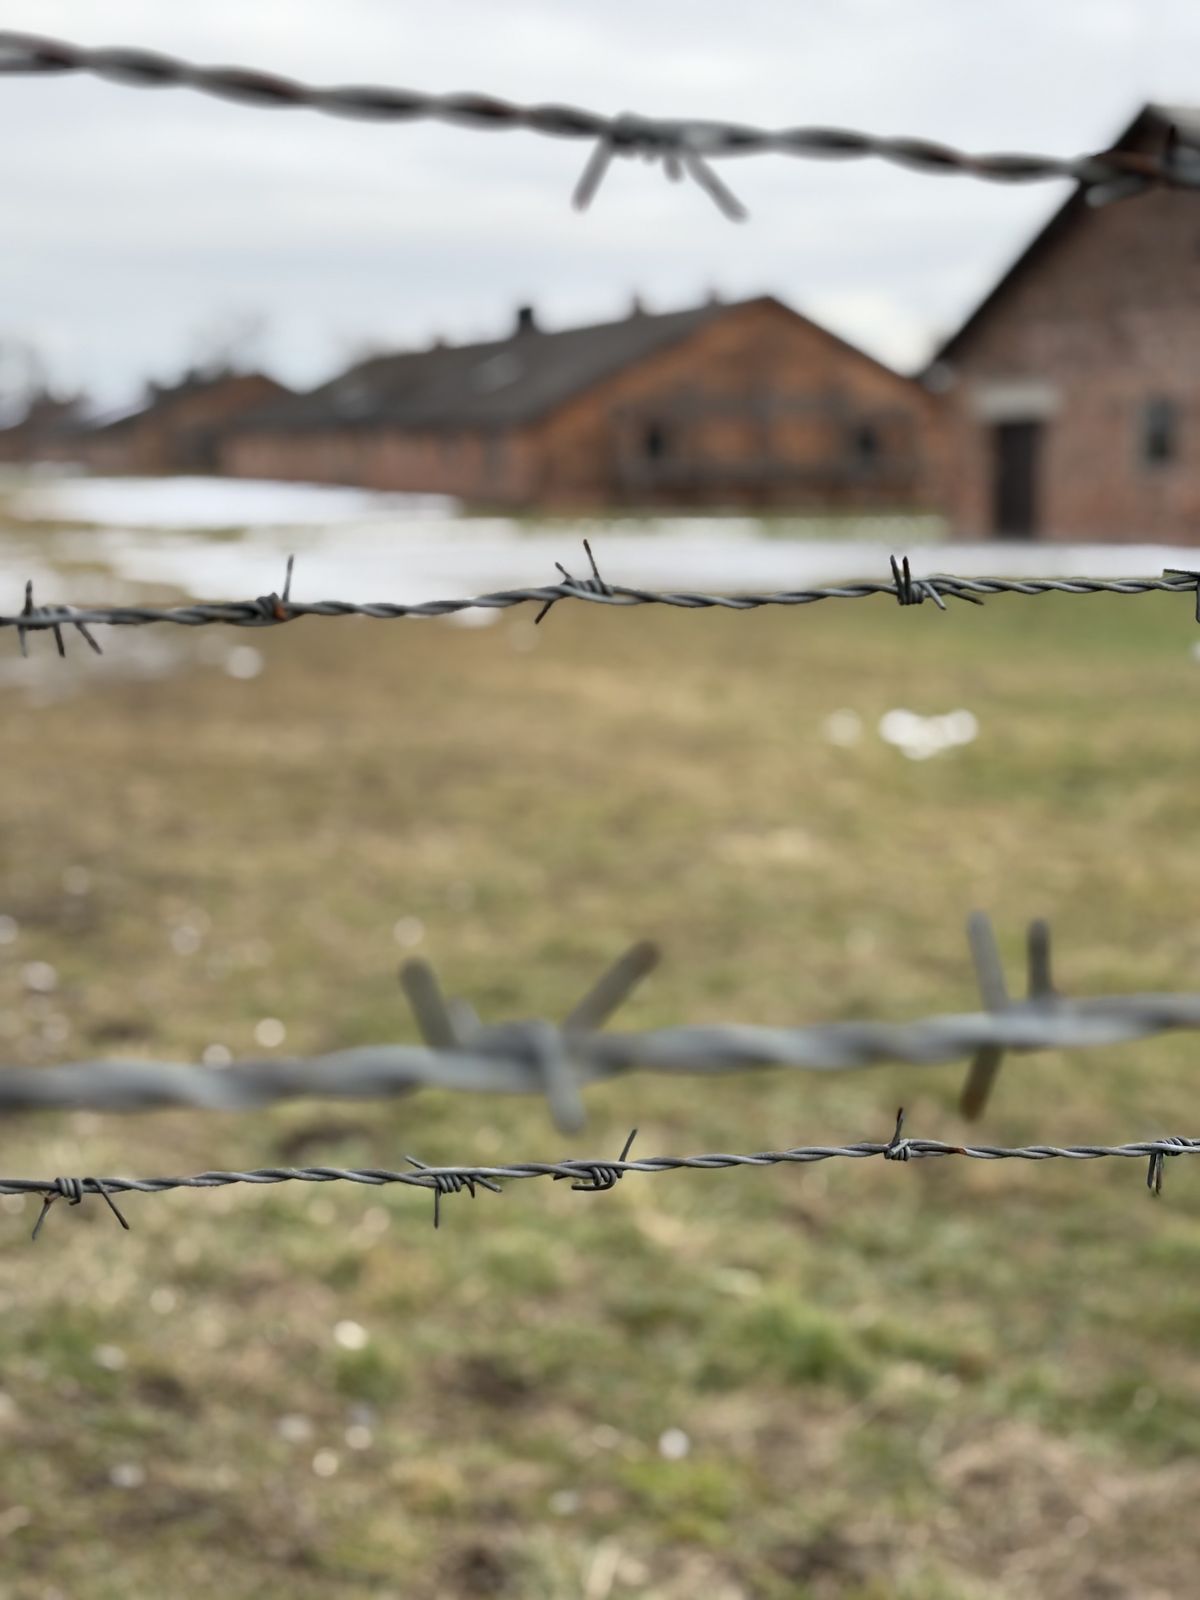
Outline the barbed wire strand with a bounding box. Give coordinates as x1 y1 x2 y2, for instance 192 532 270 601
5 553 1199 656
1 31 1198 219
4 917 1200 1132
15 1111 1200 1241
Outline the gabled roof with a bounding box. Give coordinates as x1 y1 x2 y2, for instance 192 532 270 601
935 103 1198 365
237 294 912 435
84 370 289 437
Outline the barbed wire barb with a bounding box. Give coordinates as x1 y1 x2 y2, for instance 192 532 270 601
571 116 749 219
17 580 102 659
2 32 1200 214
403 1154 502 1228
398 940 659 1130
1163 567 1200 624
555 1128 639 1191
536 539 613 624
959 915 1057 1119
30 1176 130 1243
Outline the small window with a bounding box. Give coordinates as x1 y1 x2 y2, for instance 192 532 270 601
1142 397 1179 465
642 421 671 461
850 422 882 463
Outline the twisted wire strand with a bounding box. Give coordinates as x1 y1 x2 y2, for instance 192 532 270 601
4 566 1198 644
6 990 1200 1114
7 1133 1200 1212
0 30 1196 216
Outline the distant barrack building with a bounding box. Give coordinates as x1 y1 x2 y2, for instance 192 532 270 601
77 370 291 477
933 104 1200 543
0 369 291 477
219 295 944 512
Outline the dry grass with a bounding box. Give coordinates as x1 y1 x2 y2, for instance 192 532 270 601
1 562 1199 1598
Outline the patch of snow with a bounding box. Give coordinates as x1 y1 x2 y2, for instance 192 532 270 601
10 474 456 530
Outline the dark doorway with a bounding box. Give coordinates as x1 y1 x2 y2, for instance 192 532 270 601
991 420 1042 539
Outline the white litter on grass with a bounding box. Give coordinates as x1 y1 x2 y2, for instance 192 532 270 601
224 645 264 680
254 1017 286 1048
333 1320 369 1351
392 916 424 949
878 708 979 761
657 1427 691 1461
277 1414 314 1443
822 708 863 747
170 924 203 956
20 962 57 994
202 1043 232 1068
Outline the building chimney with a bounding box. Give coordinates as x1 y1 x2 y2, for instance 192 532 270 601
514 304 538 336
629 292 646 318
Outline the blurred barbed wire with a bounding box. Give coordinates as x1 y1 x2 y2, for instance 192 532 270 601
16 1110 1200 1241
3 917 1198 1131
6 553 1199 657
1 31 1198 218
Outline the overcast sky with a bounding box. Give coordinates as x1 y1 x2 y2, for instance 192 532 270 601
1 0 1198 404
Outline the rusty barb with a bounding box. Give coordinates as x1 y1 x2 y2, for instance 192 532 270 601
6 552 1200 654
3 31 1200 218
254 553 295 621
29 1175 129 1243
13 1110 1200 1243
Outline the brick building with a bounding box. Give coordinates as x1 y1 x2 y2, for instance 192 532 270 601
222 296 943 511
0 370 291 475
934 104 1200 541
0 391 89 464
72 370 291 475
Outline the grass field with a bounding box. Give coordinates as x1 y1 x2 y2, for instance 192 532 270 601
2 556 1200 1598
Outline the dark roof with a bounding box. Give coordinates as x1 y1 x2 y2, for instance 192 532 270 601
935 104 1196 365
86 370 288 437
237 295 911 435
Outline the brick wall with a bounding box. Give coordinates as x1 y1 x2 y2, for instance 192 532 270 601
75 374 289 475
940 185 1200 541
529 299 943 509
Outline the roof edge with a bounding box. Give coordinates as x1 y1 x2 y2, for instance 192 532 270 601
930 103 1171 369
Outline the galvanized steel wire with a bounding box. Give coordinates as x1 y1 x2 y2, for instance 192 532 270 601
6 555 1200 654
14 1117 1200 1241
6 994 1199 1108
2 30 1198 219
3 918 1199 1130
